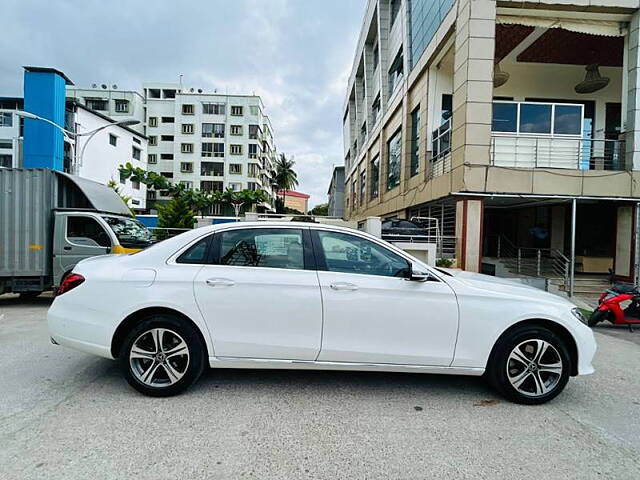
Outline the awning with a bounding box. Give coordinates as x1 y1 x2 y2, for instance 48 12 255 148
57 172 133 217
497 15 627 37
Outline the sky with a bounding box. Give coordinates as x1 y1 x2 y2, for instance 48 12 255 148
0 0 366 207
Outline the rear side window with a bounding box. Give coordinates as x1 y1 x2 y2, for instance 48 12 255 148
176 236 211 264
217 228 305 270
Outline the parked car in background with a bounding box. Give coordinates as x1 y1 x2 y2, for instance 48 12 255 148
0 168 152 297
48 222 596 404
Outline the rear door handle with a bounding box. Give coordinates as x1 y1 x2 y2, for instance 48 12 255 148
206 278 235 287
63 246 72 251
330 282 358 291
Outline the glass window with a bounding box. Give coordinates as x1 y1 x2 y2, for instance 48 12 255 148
553 105 582 135
101 216 152 248
387 130 401 190
410 106 421 176
177 236 211 264
109 134 117 146
492 103 517 133
0 112 14 126
316 231 409 278
370 156 379 199
66 216 111 248
218 228 305 270
519 103 552 134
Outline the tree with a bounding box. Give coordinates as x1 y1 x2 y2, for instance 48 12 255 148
222 188 269 218
273 153 298 213
310 203 328 216
118 164 270 218
156 195 196 231
106 179 135 215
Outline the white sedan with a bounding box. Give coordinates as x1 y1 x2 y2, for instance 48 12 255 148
48 222 596 404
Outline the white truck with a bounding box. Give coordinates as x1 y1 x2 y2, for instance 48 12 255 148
0 168 152 297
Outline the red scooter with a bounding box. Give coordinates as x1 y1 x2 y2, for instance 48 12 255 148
589 283 640 331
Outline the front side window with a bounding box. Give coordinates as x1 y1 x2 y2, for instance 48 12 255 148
316 230 409 278
218 228 305 270
66 216 111 248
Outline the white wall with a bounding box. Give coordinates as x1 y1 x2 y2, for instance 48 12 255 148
0 110 22 167
75 108 148 210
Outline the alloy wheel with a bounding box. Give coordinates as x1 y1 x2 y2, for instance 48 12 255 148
129 328 190 387
506 339 563 397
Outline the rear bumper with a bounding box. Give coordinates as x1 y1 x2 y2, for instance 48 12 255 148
47 297 115 360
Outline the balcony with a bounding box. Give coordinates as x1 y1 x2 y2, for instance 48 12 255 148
491 101 627 171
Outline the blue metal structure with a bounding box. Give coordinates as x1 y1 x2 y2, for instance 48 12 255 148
22 66 73 171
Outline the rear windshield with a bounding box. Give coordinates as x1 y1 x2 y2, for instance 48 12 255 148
101 216 153 249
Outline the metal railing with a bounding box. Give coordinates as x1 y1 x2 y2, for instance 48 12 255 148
490 135 627 171
493 234 571 291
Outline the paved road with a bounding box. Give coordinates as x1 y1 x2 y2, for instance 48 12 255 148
1 294 640 480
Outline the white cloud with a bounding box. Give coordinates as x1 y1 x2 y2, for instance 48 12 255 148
0 0 366 207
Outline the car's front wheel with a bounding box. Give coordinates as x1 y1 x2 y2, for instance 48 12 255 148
120 315 206 397
487 326 571 405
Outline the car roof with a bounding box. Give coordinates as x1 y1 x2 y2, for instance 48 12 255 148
199 221 360 234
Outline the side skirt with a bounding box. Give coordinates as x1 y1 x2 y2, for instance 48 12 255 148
208 357 485 376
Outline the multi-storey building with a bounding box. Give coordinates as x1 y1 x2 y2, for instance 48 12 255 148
142 83 276 212
344 0 640 291
66 86 146 134
0 97 24 168
327 166 345 217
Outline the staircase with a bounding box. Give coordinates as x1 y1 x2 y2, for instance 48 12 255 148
491 235 571 290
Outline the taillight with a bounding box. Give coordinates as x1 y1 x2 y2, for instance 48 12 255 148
57 273 85 296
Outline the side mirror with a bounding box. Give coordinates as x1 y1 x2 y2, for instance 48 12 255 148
405 264 430 282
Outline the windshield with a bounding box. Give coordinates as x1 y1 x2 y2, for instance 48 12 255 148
101 215 153 248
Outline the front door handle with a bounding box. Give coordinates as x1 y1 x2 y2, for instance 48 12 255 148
330 282 358 291
63 246 72 251
206 278 235 287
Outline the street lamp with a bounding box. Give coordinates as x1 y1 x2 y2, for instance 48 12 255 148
14 111 140 174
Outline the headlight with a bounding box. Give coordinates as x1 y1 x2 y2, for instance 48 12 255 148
571 307 588 325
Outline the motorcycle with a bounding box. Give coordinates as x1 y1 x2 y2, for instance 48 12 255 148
589 283 640 331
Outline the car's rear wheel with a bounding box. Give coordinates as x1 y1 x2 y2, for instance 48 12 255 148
487 326 571 405
119 315 205 397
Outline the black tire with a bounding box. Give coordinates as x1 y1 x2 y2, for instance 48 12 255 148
487 326 571 405
119 314 206 397
588 309 607 327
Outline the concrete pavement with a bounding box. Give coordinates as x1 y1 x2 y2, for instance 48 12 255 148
1 294 640 479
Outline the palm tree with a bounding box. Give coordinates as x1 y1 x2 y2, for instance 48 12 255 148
273 153 298 213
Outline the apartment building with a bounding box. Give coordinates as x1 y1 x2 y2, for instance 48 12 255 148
343 0 640 291
328 166 345 217
142 83 276 212
0 97 23 168
66 86 146 134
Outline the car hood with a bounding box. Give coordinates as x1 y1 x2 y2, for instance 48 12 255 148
438 268 573 307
